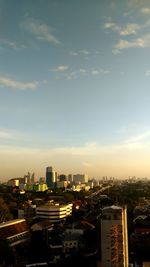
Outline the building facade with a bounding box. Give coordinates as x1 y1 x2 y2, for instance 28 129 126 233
73 174 88 184
46 166 57 188
101 205 128 267
36 202 73 222
0 218 29 247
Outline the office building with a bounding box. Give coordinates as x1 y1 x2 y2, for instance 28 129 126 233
46 166 57 188
31 172 35 184
101 205 128 267
36 202 73 222
73 174 88 184
57 180 68 189
58 174 67 182
68 174 73 183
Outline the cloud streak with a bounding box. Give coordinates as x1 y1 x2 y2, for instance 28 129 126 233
104 22 120 32
104 20 143 36
0 129 25 140
0 76 38 90
0 39 26 50
91 68 110 75
2 129 150 156
50 65 110 80
51 65 69 72
70 49 90 56
145 70 150 76
120 23 141 36
140 8 150 14
104 16 150 53
22 18 59 45
1 129 150 179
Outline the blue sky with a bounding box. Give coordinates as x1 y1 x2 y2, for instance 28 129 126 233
1 0 150 180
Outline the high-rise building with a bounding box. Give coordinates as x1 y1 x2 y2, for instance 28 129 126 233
73 174 88 184
68 174 73 183
58 174 67 182
46 166 57 188
31 172 35 184
101 205 128 267
24 172 31 185
39 177 45 183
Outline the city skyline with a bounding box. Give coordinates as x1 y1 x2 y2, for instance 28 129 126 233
1 0 150 180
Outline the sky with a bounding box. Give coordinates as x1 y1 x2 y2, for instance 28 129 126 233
1 0 150 181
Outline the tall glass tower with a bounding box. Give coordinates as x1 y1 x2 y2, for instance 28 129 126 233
46 166 57 188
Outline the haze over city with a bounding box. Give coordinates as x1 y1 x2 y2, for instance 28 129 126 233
1 0 150 180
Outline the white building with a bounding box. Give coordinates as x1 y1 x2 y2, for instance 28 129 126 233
101 205 128 267
36 202 73 222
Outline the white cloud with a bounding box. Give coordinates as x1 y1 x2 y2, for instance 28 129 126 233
0 129 24 140
100 69 110 75
145 70 150 76
79 50 90 55
104 22 120 32
70 50 91 57
125 130 150 143
113 34 150 53
104 20 143 36
140 8 150 14
0 130 16 139
79 69 87 74
50 65 110 80
91 68 110 75
51 65 69 72
66 71 77 80
0 76 38 90
91 70 99 75
128 0 148 8
104 22 115 29
82 162 93 167
1 132 149 158
52 130 150 156
120 23 141 36
22 18 59 44
0 39 26 50
52 142 100 156
70 51 78 56
66 67 110 80
2 130 150 179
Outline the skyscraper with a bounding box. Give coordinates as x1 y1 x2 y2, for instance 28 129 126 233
31 172 35 184
24 172 31 185
101 205 128 267
46 166 57 188
73 174 88 184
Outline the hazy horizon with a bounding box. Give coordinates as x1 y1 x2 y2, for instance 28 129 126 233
1 0 150 181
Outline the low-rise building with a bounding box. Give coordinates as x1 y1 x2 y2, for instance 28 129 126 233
0 218 30 247
62 229 84 253
36 202 73 223
0 218 30 265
